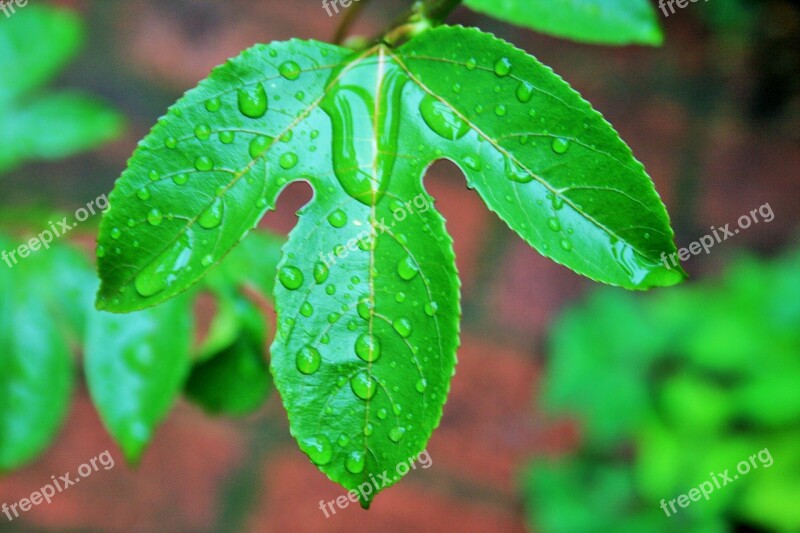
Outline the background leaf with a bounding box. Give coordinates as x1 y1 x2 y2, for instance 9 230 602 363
464 0 663 46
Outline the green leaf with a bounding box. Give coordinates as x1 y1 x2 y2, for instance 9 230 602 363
464 0 663 46
85 296 193 463
0 4 83 106
185 295 271 416
97 26 681 500
0 259 73 471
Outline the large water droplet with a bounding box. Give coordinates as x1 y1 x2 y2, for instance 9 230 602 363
296 346 321 375
551 137 570 154
419 94 469 141
300 436 332 465
279 61 301 80
198 197 224 229
393 317 412 338
279 266 304 290
345 451 366 474
355 333 381 362
397 255 419 281
350 372 377 400
134 232 194 297
238 83 268 119
389 426 406 443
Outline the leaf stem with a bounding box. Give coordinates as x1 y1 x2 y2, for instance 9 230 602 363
421 0 464 24
377 0 463 46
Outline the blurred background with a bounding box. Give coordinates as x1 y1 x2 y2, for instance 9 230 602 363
0 0 799 531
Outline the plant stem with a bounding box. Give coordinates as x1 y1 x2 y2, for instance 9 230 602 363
377 0 464 46
421 0 464 24
333 0 370 45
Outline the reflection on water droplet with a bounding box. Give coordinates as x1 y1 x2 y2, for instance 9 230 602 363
296 346 321 375
237 83 268 119
279 266 304 290
199 197 224 229
300 436 332 465
419 94 469 141
350 372 377 400
494 57 512 77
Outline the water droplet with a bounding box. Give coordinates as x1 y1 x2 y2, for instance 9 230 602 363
136 186 151 201
357 296 372 320
424 302 438 316
295 90 305 101
205 97 222 112
194 156 213 171
198 197 224 229
219 131 235 144
279 61 301 80
419 94 469 141
279 152 298 169
110 227 122 240
237 83 268 119
327 312 340 324
201 255 213 267
551 137 570 154
505 158 533 184
249 135 273 159
547 217 561 232
134 233 194 297
279 266 304 290
392 317 412 338
296 346 321 375
148 170 159 181
355 333 381 362
364 423 374 436
172 173 189 185
300 302 314 317
300 436 332 465
395 292 406 303
350 372 377 400
516 81 534 103
494 104 507 116
313 261 329 283
494 57 512 77
397 255 419 281
389 427 406 443
164 137 178 149
147 208 163 226
96 245 106 258
345 451 365 474
194 124 211 140
377 408 388 420
452 83 462 93
327 209 347 228
466 58 477 70
337 434 350 447
325 284 336 296
560 239 573 251
415 378 428 393
464 155 482 171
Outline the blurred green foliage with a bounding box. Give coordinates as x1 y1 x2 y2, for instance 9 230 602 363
0 4 123 173
524 250 800 532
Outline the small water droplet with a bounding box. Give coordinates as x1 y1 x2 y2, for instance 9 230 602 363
392 317 412 338
357 296 372 320
237 83 268 119
345 451 366 474
337 434 350 447
327 209 347 228
452 83 462 93
279 266 304 290
172 173 189 185
219 131 235 144
198 197 224 229
300 302 314 317
516 81 534 103
148 170 159 181
194 156 213 171
249 135 273 159
547 217 561 232
419 94 469 141
551 137 570 154
350 372 377 400
389 427 406 443
415 378 428 393
424 302 438 316
279 152 298 169
355 333 381 362
397 255 419 281
296 346 321 375
313 261 329 284
164 137 178 149
279 61 301 80
466 58 477 70
560 239 573 251
464 155 482 171
395 292 406 303
201 255 214 267
194 124 212 140
377 408 388 420
110 227 122 240
494 57 512 77
96 245 106 258
205 97 222 112
147 208 163 226
494 104 507 116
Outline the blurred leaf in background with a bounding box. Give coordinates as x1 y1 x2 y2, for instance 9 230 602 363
524 249 800 532
0 4 123 174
